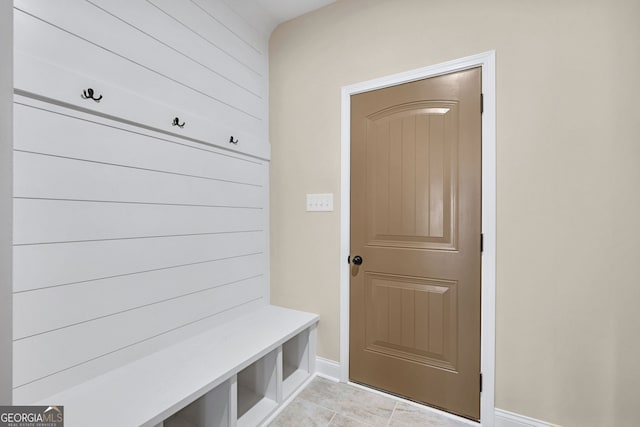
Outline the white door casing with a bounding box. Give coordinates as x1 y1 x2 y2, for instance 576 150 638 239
339 51 496 426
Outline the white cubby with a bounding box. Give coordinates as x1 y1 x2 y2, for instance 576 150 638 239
282 329 311 399
236 350 278 427
164 380 232 427
160 325 317 427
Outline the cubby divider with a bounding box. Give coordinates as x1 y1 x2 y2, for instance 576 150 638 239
237 349 279 427
282 329 311 399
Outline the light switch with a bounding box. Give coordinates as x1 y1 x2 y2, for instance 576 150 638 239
306 193 334 212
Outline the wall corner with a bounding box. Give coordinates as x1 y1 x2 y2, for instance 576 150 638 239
0 0 13 405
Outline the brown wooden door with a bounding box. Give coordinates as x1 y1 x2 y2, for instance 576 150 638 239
349 68 482 420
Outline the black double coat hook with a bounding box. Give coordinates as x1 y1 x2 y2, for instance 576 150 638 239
81 88 102 102
172 117 186 128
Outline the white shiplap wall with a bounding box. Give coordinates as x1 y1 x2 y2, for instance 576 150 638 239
13 0 271 403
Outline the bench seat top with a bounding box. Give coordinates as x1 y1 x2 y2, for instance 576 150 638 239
36 305 319 427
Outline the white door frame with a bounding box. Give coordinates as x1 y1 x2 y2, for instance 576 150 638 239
339 51 496 425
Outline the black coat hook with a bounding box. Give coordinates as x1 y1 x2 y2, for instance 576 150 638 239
229 136 238 144
172 117 185 128
81 88 102 102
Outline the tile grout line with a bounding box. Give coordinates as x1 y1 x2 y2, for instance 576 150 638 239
326 411 337 426
281 378 476 427
309 377 397 427
386 401 399 427
340 413 377 427
296 388 384 426
297 396 342 418
344 379 477 426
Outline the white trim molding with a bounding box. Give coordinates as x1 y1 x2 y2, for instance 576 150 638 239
495 409 560 427
339 51 497 425
315 356 341 381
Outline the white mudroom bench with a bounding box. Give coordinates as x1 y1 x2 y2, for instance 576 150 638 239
36 305 319 427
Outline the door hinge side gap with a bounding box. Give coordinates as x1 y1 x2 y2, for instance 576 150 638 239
481 233 484 253
480 373 483 393
481 93 484 114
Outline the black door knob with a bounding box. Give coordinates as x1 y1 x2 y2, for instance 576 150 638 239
352 255 363 265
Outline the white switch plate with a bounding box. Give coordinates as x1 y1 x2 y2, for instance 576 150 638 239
306 193 334 212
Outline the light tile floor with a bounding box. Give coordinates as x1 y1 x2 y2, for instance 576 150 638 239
268 377 476 427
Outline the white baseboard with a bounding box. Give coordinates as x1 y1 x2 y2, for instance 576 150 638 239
495 408 559 427
315 356 341 381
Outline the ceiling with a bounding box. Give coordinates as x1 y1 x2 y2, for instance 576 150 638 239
225 0 336 35
256 0 336 24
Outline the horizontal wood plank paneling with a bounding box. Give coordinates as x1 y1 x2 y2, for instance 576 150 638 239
14 151 264 207
14 253 264 339
13 56 270 160
13 0 271 403
14 102 265 185
15 0 263 116
126 0 265 85
190 0 267 58
14 199 263 245
12 299 265 404
14 275 263 388
224 0 276 36
14 231 265 293
14 9 264 137
93 0 264 95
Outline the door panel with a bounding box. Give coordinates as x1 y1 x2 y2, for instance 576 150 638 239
364 273 457 370
365 102 458 250
350 68 481 420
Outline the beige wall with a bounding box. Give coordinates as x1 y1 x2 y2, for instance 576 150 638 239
0 0 13 405
269 0 640 425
